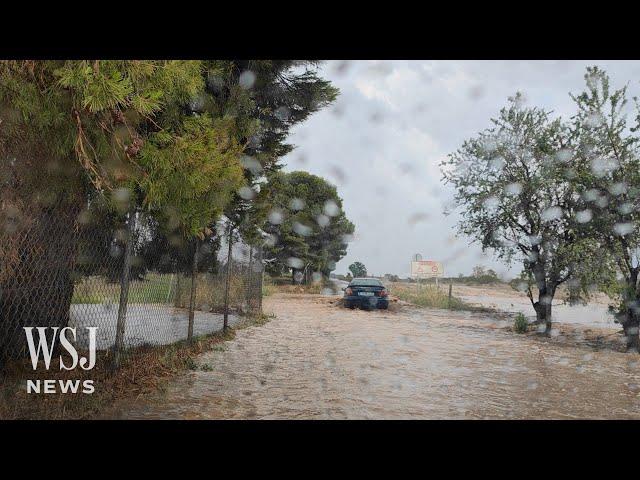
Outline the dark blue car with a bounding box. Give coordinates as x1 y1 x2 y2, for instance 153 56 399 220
343 278 389 310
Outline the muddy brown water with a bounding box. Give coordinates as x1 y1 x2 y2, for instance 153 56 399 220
109 294 640 419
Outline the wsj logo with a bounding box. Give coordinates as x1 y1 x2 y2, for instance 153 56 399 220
23 327 97 394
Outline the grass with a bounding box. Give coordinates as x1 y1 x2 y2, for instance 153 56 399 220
72 273 176 304
390 282 483 312
262 275 330 295
0 312 272 420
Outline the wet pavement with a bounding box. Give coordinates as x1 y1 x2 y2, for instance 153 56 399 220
110 294 640 419
70 304 240 350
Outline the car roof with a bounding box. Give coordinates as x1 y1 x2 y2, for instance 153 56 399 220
350 277 384 284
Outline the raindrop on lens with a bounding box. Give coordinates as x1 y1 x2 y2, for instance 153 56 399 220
483 196 500 212
541 206 562 222
238 186 256 200
618 203 634 215
323 200 340 217
590 157 616 178
287 257 304 269
239 70 256 89
293 222 313 236
504 182 522 196
576 209 592 223
240 155 262 175
613 222 634 236
316 214 330 228
609 182 627 196
289 198 305 211
268 209 283 225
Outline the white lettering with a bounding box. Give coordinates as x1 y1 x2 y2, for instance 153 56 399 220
24 327 58 370
79 327 97 370
59 327 79 371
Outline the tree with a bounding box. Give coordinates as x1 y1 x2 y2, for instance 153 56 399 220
216 61 340 252
569 67 640 350
472 265 486 277
0 61 245 355
257 171 354 284
442 93 611 334
349 262 367 278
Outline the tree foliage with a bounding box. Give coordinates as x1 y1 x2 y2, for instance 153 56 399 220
442 93 613 333
568 67 640 348
257 171 354 283
349 262 367 278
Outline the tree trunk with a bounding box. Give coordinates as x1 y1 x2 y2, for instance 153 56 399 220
619 269 640 352
532 283 555 335
0 198 82 363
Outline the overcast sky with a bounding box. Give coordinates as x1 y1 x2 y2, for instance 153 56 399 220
280 60 640 279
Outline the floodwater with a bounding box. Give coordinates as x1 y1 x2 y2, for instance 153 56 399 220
69 304 240 350
111 294 640 419
456 289 616 329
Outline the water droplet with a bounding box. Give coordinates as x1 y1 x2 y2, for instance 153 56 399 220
576 209 592 223
323 200 340 217
240 155 262 175
613 222 634 236
289 198 305 211
541 206 562 222
268 209 283 225
239 70 256 89
293 222 313 236
287 257 304 269
504 182 522 196
238 186 256 200
316 214 330 228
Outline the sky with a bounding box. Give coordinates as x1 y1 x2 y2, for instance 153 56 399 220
280 60 640 279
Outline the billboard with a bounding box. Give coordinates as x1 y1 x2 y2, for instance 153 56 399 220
411 260 444 278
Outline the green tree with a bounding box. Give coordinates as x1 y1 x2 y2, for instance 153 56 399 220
215 61 340 252
569 67 640 350
257 171 354 284
442 93 612 334
349 262 367 278
0 60 245 354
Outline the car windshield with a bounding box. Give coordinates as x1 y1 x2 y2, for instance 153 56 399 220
350 278 383 287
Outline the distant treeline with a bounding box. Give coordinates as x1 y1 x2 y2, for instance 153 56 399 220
332 266 505 285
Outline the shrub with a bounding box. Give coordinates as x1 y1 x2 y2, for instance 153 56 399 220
514 313 528 333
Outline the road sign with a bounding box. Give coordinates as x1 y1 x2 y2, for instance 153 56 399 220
411 260 444 278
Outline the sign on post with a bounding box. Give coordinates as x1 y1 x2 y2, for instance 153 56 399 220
410 260 444 279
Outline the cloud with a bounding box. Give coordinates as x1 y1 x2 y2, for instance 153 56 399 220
282 60 640 278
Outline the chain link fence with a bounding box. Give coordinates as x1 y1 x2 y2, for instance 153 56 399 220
0 194 264 373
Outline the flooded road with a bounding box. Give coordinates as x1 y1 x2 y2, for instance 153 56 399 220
111 294 640 419
454 285 617 329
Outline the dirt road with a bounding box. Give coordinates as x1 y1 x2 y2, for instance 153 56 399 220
110 293 640 419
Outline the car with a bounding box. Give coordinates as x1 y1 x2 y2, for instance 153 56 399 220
343 277 389 310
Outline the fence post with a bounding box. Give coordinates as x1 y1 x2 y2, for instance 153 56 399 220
448 282 453 309
187 240 199 342
113 209 136 369
257 245 263 314
223 228 234 331
247 246 253 311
